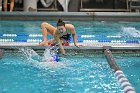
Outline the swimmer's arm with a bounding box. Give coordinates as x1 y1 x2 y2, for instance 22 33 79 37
54 35 65 54
72 33 78 46
48 38 55 43
70 25 79 47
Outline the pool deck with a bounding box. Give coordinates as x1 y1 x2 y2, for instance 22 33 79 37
0 42 140 51
1 12 140 21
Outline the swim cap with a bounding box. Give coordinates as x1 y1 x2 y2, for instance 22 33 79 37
53 53 59 62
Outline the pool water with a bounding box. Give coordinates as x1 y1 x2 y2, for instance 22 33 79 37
0 20 140 93
0 50 123 93
0 21 140 42
114 54 140 93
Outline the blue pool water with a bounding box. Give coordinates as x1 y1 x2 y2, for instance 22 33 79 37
0 21 140 42
0 20 140 93
114 55 140 93
0 50 123 93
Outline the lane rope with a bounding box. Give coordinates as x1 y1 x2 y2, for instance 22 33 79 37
1 34 140 38
0 39 139 43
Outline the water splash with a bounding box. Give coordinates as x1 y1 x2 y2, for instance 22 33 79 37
19 46 59 62
42 47 53 62
42 45 60 62
19 47 41 62
121 27 140 37
18 47 66 69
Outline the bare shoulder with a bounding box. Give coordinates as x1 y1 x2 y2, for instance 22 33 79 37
65 24 75 29
41 22 49 25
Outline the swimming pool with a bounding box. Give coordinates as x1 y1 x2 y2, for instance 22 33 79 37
0 51 123 93
114 54 140 92
0 21 140 43
0 20 140 93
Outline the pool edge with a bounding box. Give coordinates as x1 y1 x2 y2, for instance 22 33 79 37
1 12 140 22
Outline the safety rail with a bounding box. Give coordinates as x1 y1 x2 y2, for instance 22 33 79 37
130 0 140 12
80 0 129 12
104 46 136 93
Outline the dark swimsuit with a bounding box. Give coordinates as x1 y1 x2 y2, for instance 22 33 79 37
60 33 71 43
48 33 71 46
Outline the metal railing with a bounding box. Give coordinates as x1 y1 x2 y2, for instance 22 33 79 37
80 0 129 12
129 0 140 12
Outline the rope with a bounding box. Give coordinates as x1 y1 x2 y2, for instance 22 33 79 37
0 34 140 43
104 48 136 93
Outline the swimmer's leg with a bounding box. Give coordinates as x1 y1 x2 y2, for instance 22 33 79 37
38 38 55 46
38 22 56 46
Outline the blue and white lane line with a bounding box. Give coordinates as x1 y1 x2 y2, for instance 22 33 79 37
82 40 140 43
0 39 42 42
0 34 42 37
1 34 140 38
0 34 140 43
0 39 139 43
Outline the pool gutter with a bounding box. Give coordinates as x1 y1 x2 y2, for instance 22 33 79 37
0 42 140 53
1 12 140 21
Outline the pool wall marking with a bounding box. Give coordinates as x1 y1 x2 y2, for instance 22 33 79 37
104 47 136 93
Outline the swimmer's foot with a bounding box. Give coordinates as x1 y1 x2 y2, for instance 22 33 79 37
38 42 48 46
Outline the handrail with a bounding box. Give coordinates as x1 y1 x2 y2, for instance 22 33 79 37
80 0 129 12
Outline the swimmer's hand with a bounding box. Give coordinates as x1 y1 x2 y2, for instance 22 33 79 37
59 53 67 57
38 41 49 46
74 43 80 48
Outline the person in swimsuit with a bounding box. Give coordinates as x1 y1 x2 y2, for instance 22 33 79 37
59 33 71 45
39 19 79 54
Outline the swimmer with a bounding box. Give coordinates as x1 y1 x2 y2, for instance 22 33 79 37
38 19 79 54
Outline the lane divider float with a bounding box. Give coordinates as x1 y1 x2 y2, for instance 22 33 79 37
104 47 136 93
0 39 139 43
1 34 140 38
